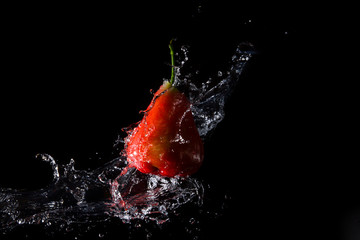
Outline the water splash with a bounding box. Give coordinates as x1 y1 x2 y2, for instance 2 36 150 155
109 168 204 225
176 43 254 138
0 155 204 232
0 43 253 237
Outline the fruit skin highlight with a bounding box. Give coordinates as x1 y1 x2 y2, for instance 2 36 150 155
125 80 204 177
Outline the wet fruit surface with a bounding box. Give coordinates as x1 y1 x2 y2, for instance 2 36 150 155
125 81 204 177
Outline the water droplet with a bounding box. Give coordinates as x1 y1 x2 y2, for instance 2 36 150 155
224 194 231 200
98 233 104 238
17 219 25 224
189 217 196 224
66 226 73 232
98 172 108 183
197 5 202 14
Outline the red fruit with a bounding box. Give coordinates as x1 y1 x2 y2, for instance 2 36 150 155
125 81 204 177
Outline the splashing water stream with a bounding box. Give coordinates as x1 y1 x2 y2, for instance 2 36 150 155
0 44 253 237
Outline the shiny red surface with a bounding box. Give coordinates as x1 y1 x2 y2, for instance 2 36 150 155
125 82 204 177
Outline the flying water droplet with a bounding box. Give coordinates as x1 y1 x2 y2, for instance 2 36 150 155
146 232 152 239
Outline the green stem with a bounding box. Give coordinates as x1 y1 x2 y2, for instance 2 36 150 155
169 39 175 85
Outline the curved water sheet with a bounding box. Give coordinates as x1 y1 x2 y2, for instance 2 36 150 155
0 154 204 231
0 44 253 237
174 43 254 138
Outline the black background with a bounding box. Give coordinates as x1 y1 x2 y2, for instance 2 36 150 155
1 2 358 240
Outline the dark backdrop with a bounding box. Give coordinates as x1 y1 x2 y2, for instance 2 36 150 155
1 2 358 240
